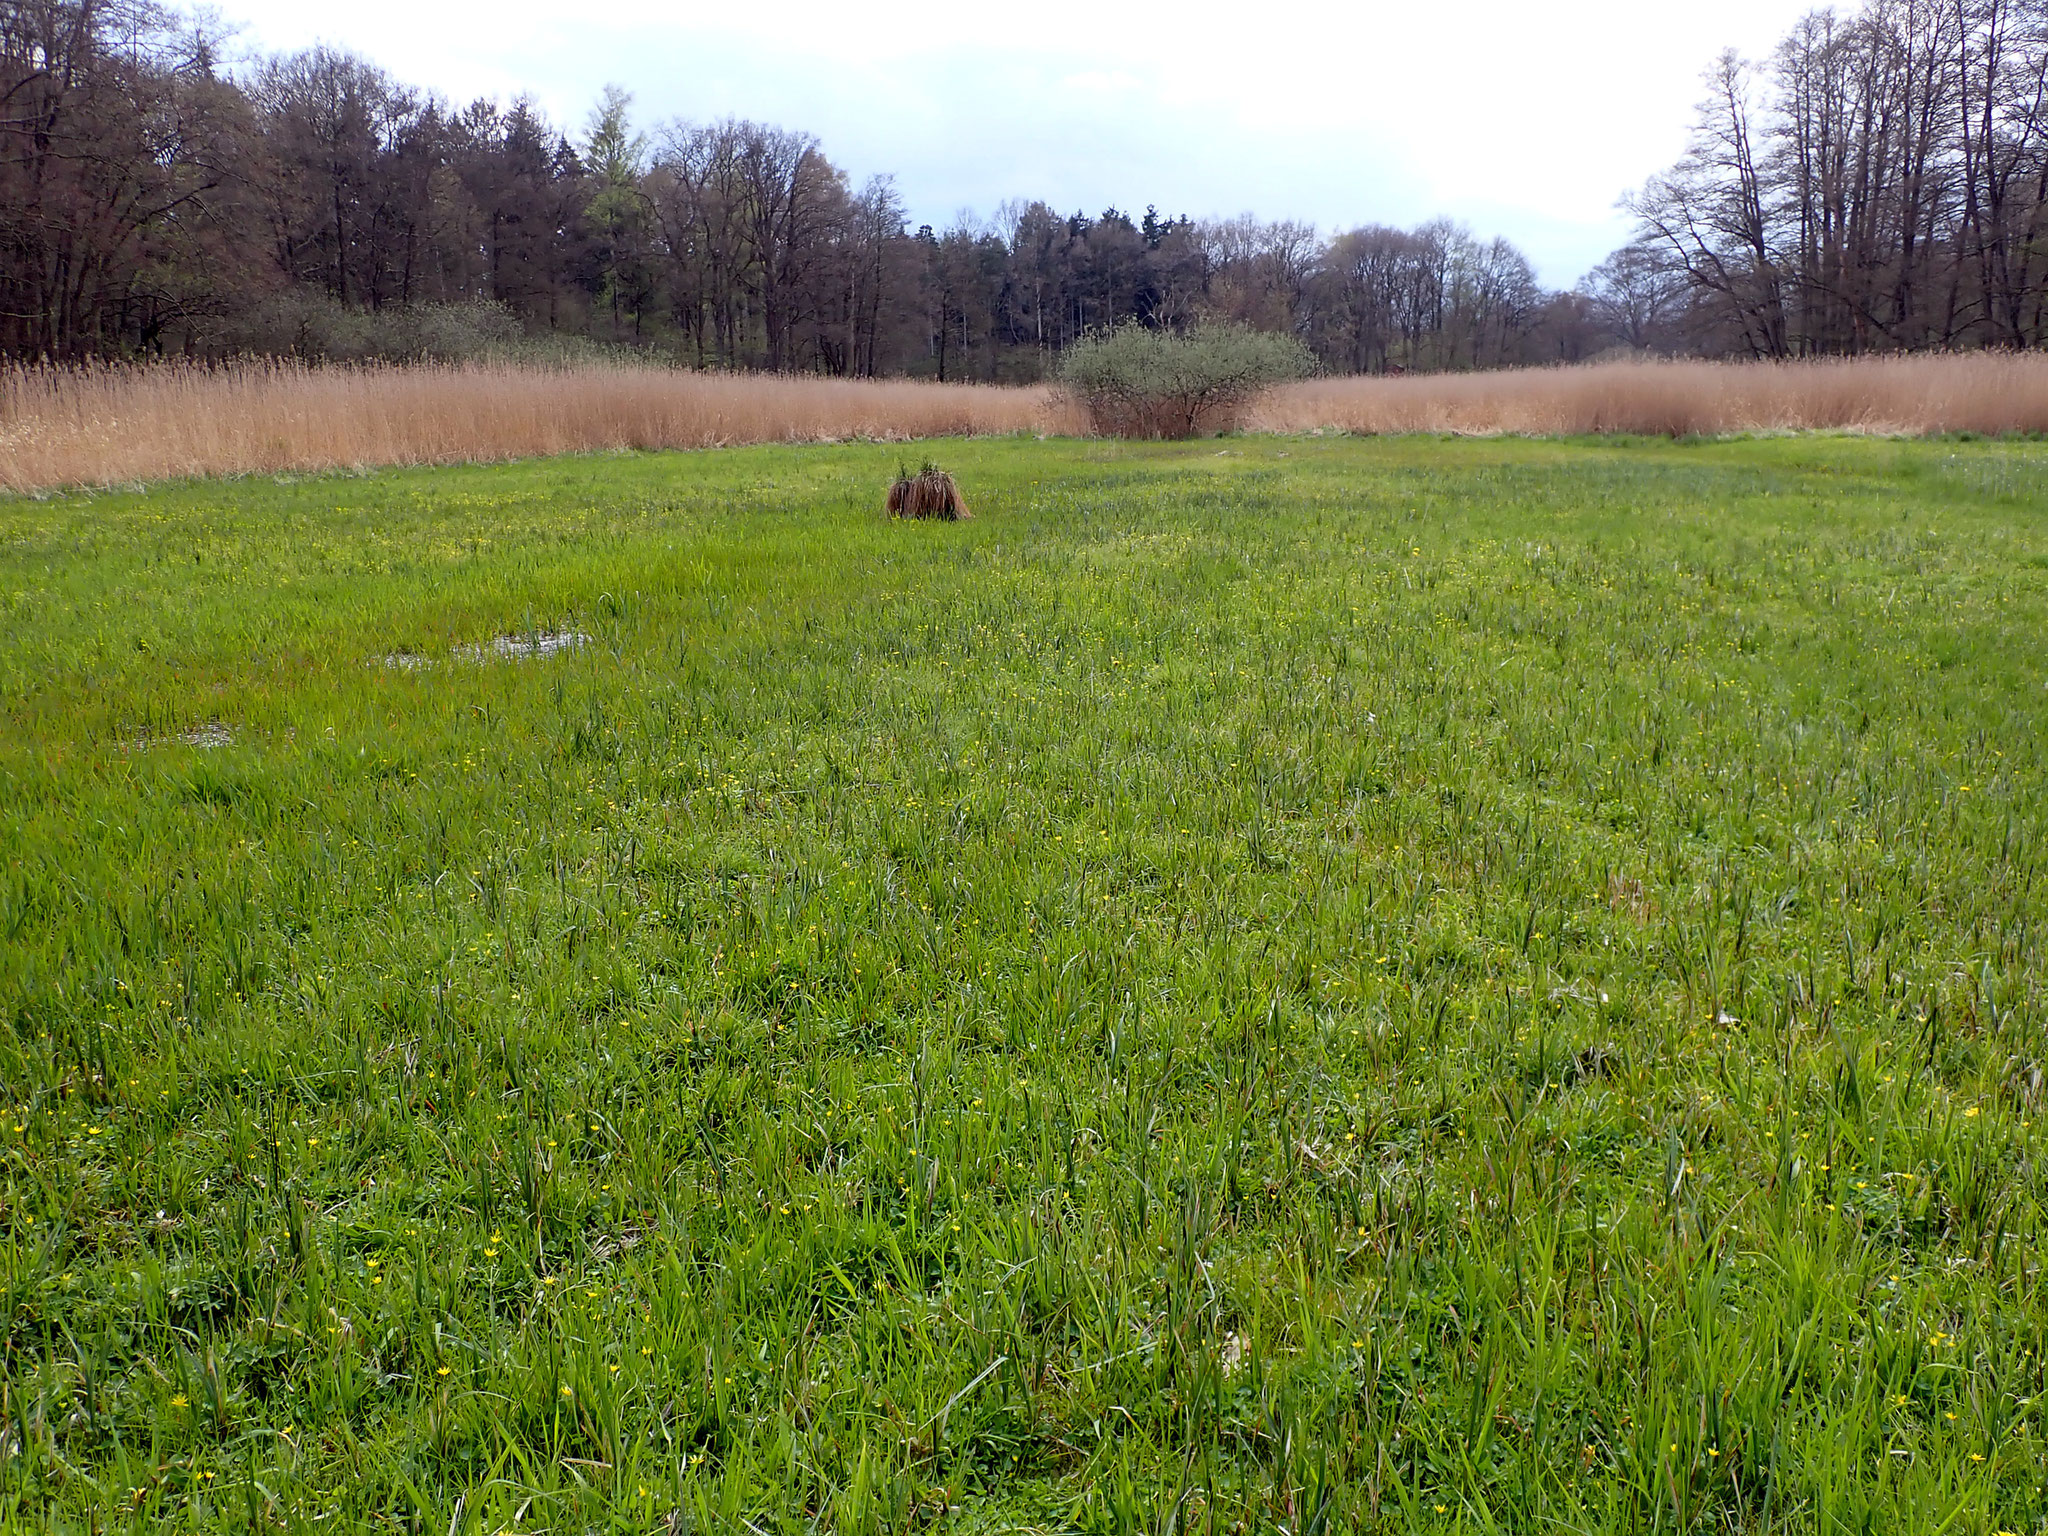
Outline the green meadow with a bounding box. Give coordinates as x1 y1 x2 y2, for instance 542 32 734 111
2 434 2045 1533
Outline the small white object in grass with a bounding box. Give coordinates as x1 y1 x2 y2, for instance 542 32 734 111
1219 1333 1246 1377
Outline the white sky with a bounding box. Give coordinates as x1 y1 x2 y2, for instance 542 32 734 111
192 0 1824 287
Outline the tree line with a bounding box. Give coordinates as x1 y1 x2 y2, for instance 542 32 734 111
1 0 1627 373
11 0 2048 373
1625 0 2048 356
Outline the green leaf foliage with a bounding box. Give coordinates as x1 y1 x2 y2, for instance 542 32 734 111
1058 322 1315 438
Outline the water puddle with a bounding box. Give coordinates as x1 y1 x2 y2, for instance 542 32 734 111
379 631 591 671
124 722 235 752
458 630 592 662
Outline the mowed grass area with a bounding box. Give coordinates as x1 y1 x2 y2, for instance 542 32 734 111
2 434 2045 1534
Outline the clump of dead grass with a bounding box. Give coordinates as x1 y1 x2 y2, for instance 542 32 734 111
886 462 971 520
1250 353 2048 438
0 361 1079 494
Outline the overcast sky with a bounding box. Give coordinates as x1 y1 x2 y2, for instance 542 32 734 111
191 0 1823 287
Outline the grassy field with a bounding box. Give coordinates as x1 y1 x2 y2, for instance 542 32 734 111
2 433 2044 1533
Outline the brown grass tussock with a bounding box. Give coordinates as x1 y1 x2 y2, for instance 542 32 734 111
887 464 971 520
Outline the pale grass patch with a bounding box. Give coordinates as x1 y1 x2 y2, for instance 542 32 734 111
1252 353 2048 438
0 361 1078 493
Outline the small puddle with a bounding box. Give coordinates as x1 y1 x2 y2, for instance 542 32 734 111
459 631 592 662
379 631 591 671
124 722 235 752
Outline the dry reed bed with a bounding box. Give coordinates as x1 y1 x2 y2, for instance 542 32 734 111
1252 352 2048 438
0 363 1073 493
8 353 2048 494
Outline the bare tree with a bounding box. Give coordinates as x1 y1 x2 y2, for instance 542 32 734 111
1617 0 2048 356
1631 51 1790 357
1583 243 1690 351
0 0 254 357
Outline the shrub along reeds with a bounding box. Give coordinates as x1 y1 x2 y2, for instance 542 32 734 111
1059 322 1315 438
0 360 1074 494
1252 351 2048 437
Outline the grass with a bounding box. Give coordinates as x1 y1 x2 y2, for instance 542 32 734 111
1 432 2044 1533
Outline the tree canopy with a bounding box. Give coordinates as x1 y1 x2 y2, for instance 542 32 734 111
11 0 2045 371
